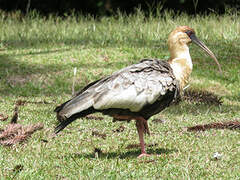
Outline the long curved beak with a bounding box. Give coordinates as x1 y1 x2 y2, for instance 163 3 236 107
190 34 222 73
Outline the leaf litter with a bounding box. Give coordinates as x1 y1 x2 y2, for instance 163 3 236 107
183 89 222 105
187 120 240 131
0 100 44 146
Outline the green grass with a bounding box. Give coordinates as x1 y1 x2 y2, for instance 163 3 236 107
0 10 240 179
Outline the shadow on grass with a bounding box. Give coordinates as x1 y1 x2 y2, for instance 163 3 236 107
0 51 131 79
0 52 131 96
3 35 165 50
70 147 177 159
166 103 240 116
0 49 70 77
0 53 69 96
1 37 240 100
0 49 147 97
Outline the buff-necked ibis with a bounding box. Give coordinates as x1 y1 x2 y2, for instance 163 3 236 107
54 26 222 158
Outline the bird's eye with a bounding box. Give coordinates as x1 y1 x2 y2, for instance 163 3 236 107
185 30 193 37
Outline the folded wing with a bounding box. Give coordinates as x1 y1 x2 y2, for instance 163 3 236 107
56 59 178 121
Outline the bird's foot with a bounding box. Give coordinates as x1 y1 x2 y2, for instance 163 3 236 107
137 153 151 158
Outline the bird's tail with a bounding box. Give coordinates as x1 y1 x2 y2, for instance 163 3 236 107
54 107 95 134
54 92 96 134
55 115 77 134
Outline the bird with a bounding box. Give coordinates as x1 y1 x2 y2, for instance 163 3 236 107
54 26 222 158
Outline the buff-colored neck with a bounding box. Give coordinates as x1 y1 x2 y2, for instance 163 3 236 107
168 44 193 89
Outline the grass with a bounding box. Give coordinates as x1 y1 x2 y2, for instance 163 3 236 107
0 9 240 179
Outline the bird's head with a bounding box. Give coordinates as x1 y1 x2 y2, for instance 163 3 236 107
168 26 222 73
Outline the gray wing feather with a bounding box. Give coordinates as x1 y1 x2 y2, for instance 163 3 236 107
91 59 177 112
59 59 177 118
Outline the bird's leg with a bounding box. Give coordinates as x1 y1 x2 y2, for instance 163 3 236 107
112 115 151 157
135 116 150 135
143 118 150 135
135 117 150 158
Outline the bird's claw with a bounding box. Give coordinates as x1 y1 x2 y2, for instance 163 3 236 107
137 153 151 158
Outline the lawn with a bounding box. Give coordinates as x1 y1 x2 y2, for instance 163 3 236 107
0 10 239 179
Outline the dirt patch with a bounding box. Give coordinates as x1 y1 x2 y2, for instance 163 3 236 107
139 159 156 163
0 114 8 121
94 147 103 157
126 143 139 149
12 165 24 173
112 125 125 133
16 100 26 106
11 164 24 178
7 75 29 87
126 143 158 149
183 89 222 105
152 118 165 124
86 115 104 121
92 130 106 139
41 139 48 143
16 99 52 105
6 73 54 89
187 120 240 131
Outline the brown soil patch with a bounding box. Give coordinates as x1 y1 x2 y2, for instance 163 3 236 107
0 114 8 121
152 118 165 124
16 99 52 105
92 130 107 139
112 125 125 133
126 143 158 149
86 115 104 121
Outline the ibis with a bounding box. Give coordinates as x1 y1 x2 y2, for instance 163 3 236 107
54 26 222 158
